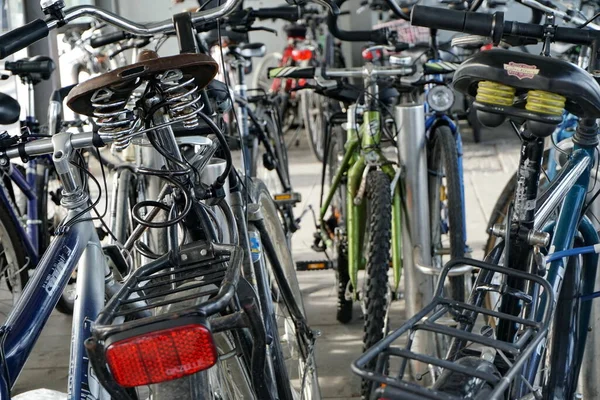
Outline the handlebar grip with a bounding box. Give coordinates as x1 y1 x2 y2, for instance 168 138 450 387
411 6 504 44
394 42 410 52
89 31 130 48
268 66 315 79
5 59 55 76
253 7 300 21
0 19 49 59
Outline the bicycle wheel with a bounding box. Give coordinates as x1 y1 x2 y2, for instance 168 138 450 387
361 170 392 399
254 105 289 194
428 126 466 301
484 149 551 256
466 99 483 143
252 179 320 400
325 127 352 323
252 52 283 93
301 90 325 162
0 188 31 316
484 173 516 256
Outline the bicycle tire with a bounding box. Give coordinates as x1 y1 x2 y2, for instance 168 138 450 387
428 126 466 301
0 184 31 311
484 149 552 256
252 52 283 93
467 102 483 144
484 173 516 256
252 179 320 400
326 128 352 323
301 90 325 162
361 170 392 399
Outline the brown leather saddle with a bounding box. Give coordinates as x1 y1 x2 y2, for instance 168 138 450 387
66 51 219 117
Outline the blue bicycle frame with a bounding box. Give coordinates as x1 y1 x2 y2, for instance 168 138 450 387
424 70 469 253
507 119 600 394
0 205 107 399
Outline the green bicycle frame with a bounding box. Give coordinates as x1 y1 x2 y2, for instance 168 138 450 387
320 110 402 297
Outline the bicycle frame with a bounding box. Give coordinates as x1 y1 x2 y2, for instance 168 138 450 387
320 106 403 293
0 196 107 398
496 121 600 397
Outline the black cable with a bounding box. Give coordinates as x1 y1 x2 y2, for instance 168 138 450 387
217 12 249 214
89 149 118 242
582 182 600 217
578 11 600 28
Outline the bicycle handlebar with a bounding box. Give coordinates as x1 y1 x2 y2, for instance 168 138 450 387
267 65 414 80
0 0 242 59
517 0 600 30
3 132 105 160
251 6 319 22
411 6 600 46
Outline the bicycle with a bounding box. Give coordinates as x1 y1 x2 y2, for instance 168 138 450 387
0 57 89 315
0 0 330 397
269 52 412 400
354 5 600 399
205 6 309 236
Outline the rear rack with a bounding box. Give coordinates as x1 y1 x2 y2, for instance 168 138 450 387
85 241 244 398
353 258 555 400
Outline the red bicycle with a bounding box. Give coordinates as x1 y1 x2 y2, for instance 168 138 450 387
253 12 346 161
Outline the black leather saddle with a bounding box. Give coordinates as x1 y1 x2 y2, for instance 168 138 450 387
0 92 21 125
453 49 600 118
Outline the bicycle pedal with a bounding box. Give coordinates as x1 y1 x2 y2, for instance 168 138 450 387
273 192 302 206
296 260 333 271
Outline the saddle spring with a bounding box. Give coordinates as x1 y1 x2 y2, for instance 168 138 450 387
158 69 203 129
91 88 140 150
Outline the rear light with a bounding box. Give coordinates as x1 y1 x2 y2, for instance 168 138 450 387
298 78 307 87
291 48 313 62
481 44 494 51
362 48 383 61
105 323 217 387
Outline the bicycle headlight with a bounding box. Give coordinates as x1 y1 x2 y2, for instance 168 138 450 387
427 85 455 113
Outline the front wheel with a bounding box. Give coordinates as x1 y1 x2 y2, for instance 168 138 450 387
252 179 320 400
428 126 466 301
361 170 392 399
300 90 325 162
0 192 31 315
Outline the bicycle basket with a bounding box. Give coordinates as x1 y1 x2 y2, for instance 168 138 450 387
373 19 430 45
85 241 243 396
353 257 554 400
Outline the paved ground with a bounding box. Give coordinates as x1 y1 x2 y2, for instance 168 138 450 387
9 122 520 399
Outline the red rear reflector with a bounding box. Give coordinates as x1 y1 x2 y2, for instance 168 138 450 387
105 324 217 387
291 49 313 62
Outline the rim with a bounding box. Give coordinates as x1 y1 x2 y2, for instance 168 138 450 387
302 91 324 158
254 53 283 93
0 216 26 312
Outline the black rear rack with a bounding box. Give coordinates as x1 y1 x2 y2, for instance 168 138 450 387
85 241 245 399
353 258 555 400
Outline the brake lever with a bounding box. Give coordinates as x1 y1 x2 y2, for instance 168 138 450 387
109 45 133 59
285 0 340 15
235 26 278 36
